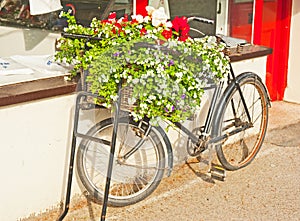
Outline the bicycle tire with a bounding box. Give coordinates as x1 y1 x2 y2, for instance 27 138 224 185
212 72 269 171
76 117 166 207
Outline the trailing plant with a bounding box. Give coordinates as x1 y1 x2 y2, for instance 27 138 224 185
55 6 230 124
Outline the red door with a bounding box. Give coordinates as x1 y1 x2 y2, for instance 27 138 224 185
256 0 292 101
229 0 292 101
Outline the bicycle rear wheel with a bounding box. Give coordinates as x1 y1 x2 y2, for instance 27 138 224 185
212 72 269 171
76 117 166 206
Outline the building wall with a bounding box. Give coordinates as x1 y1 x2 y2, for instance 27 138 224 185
0 26 59 57
285 0 300 103
0 95 77 220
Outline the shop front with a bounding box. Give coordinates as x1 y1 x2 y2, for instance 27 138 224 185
0 0 298 220
136 0 297 102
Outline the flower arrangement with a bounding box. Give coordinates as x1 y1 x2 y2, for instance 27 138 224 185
55 6 230 124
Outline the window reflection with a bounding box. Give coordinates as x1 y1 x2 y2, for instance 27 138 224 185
0 0 133 31
228 0 254 42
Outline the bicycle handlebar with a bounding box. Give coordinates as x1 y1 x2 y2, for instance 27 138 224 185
187 16 214 25
61 16 214 41
61 32 103 41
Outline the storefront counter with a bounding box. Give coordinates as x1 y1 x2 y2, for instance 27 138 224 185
0 76 76 106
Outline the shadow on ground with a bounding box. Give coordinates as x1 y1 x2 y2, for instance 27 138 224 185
265 120 300 147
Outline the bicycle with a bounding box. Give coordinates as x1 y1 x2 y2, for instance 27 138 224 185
58 16 271 220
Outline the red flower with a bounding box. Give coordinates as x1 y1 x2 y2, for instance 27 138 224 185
179 34 189 42
111 23 123 34
93 29 99 35
140 27 147 36
131 19 139 25
171 16 190 41
108 12 117 20
162 29 172 40
123 14 128 22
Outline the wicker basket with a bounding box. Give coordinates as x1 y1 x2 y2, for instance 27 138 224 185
119 85 137 112
82 70 137 112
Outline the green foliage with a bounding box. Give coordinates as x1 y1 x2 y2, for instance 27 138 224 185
55 10 230 124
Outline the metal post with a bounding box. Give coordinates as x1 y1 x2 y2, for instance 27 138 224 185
57 93 83 221
100 82 122 221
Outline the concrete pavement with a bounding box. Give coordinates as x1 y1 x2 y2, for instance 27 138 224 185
21 101 300 221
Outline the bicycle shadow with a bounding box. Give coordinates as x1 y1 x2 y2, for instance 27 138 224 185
185 158 216 184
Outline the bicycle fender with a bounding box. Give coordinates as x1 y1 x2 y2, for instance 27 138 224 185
212 72 270 136
236 72 271 106
154 125 174 177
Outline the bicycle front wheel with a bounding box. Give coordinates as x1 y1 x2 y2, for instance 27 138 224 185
212 72 269 171
76 117 166 207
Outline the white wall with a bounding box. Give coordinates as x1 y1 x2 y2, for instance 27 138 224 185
284 0 300 103
0 26 60 57
231 57 267 83
0 94 117 220
0 95 77 220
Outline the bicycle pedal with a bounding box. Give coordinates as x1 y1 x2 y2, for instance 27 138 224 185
209 164 226 181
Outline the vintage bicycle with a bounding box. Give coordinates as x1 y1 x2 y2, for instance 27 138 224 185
58 17 270 221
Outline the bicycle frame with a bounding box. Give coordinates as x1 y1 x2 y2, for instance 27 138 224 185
172 63 253 152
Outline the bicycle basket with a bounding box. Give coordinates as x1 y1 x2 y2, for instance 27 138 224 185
85 38 226 122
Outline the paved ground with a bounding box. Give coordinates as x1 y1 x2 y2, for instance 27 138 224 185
21 101 300 221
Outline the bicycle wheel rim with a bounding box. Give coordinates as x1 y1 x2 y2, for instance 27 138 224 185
77 118 165 206
216 76 268 170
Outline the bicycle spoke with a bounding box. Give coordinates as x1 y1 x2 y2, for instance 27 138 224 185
214 74 268 170
77 118 165 206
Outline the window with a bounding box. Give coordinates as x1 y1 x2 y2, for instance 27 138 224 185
228 0 254 42
0 0 133 31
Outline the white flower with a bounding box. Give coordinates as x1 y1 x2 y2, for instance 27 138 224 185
117 17 125 23
146 69 154 75
131 112 141 121
166 21 172 28
110 94 118 101
146 6 155 16
188 86 194 91
151 7 168 27
175 72 183 79
128 97 137 105
100 74 109 83
140 103 147 109
132 78 139 84
131 14 144 23
143 16 151 23
149 95 156 100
